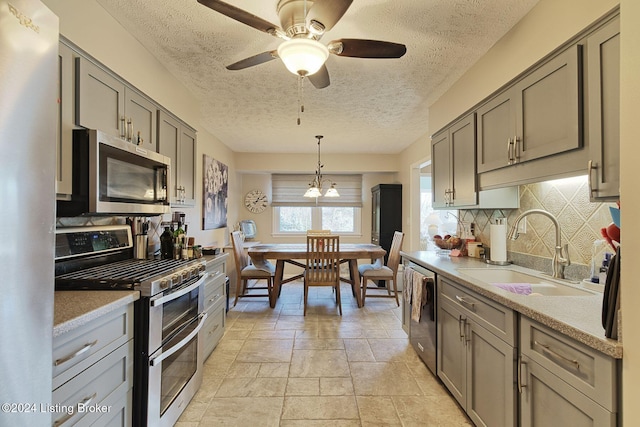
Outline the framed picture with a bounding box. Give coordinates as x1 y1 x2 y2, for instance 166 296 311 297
203 154 228 230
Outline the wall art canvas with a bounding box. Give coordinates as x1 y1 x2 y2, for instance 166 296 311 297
203 154 228 230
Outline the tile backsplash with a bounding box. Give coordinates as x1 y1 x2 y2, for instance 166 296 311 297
460 176 617 281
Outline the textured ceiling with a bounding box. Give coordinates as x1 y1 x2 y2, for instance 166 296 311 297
96 0 539 154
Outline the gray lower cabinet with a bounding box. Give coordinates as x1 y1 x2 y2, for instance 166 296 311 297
52 303 134 427
477 44 583 173
519 317 618 427
437 277 516 427
76 56 158 150
157 111 197 207
202 254 228 360
587 16 620 201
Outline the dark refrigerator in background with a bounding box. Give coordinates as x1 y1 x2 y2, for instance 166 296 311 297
0 0 59 425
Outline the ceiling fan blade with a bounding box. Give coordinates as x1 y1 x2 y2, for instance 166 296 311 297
306 0 353 33
198 0 285 39
329 39 407 58
308 65 330 89
226 51 279 70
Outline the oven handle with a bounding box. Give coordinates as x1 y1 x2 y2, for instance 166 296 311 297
149 311 208 367
151 272 209 307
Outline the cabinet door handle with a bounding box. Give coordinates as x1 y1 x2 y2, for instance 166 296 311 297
458 315 465 341
517 358 528 394
507 137 513 164
54 340 98 366
587 160 598 196
513 135 520 163
464 318 471 344
455 295 476 311
535 340 580 370
52 392 97 426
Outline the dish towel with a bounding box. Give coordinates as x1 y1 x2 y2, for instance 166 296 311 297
403 266 414 304
411 270 426 322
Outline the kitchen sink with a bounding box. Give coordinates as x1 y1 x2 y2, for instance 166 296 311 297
457 268 596 297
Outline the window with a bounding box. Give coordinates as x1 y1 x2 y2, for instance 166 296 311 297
274 206 361 235
271 174 363 236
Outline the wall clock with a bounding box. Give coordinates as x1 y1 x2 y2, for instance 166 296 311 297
244 189 268 214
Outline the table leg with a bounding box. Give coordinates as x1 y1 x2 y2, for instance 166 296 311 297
271 260 285 308
348 259 362 308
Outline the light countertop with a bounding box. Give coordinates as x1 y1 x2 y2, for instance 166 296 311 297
401 251 622 359
54 291 139 338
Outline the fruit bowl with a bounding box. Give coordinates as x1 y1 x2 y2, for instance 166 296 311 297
433 235 465 250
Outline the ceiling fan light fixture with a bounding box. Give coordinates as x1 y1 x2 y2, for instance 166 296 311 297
277 38 329 76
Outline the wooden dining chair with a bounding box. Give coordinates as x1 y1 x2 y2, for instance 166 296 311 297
230 230 275 307
304 234 341 315
359 231 404 306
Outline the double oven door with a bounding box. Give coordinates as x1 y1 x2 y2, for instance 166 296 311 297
136 272 208 426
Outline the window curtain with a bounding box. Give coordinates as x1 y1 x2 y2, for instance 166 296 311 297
271 174 363 207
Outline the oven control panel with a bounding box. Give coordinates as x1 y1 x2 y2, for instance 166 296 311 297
55 225 132 260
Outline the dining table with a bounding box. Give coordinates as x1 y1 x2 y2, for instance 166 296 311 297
247 243 387 308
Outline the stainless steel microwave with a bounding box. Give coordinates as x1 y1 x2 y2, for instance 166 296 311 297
57 129 171 216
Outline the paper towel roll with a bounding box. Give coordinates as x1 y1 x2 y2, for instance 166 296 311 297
490 223 508 262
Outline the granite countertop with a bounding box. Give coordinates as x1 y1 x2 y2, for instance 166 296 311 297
401 251 622 359
54 291 139 338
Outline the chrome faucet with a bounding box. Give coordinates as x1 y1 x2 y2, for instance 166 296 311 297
507 209 571 279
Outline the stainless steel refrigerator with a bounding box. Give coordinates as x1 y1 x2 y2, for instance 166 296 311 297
0 0 59 425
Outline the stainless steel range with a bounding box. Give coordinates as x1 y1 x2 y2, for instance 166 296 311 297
55 225 208 426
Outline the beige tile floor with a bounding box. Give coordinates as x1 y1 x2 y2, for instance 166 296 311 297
176 281 473 426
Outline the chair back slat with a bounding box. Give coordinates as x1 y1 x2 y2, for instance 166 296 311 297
386 231 404 274
306 235 340 286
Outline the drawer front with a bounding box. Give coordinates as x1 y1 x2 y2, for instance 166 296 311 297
203 304 226 360
205 256 227 276
52 340 133 427
204 271 226 312
439 277 515 345
520 317 617 411
53 304 133 389
84 389 132 427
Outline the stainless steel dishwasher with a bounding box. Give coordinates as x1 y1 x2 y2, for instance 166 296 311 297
407 261 437 375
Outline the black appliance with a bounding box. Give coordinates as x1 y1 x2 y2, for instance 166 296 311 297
371 184 402 285
407 262 437 375
55 225 207 426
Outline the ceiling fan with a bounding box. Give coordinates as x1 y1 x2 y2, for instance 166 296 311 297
197 0 407 89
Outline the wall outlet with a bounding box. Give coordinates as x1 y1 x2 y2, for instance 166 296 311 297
517 217 527 234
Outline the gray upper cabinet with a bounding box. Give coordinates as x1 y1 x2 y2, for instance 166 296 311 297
125 89 157 152
56 41 75 197
587 17 620 201
431 130 452 209
76 56 125 137
431 113 477 208
158 111 197 207
76 57 158 150
477 45 583 173
477 91 515 173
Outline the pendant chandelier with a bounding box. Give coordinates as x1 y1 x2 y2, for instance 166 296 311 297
304 135 340 198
